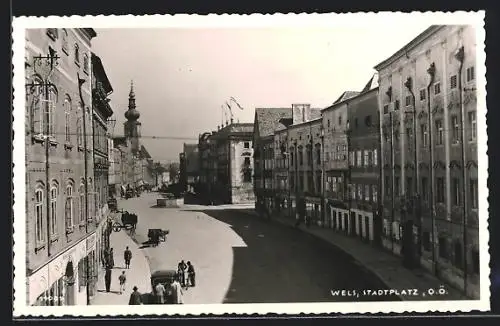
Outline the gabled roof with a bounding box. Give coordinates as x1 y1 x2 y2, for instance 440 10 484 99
333 91 360 104
360 73 379 93
254 108 292 138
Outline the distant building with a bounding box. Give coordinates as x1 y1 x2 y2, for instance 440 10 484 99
198 121 255 204
180 143 199 192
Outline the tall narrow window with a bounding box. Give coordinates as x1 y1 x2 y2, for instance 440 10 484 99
394 100 400 111
466 66 475 82
365 185 370 201
316 147 321 165
64 95 72 143
79 182 85 223
76 103 83 147
470 178 478 209
373 149 378 166
61 29 69 54
364 150 369 167
50 183 58 236
450 75 458 89
394 126 400 141
65 183 74 231
421 177 428 201
405 95 412 107
451 115 460 143
46 88 57 137
419 89 426 101
30 79 43 134
358 184 363 201
434 82 441 95
421 124 428 147
372 185 378 203
35 187 45 245
385 176 391 196
452 177 460 206
406 177 413 197
436 177 445 203
357 150 362 167
468 111 477 141
435 119 443 145
74 43 80 64
395 177 400 197
406 127 413 140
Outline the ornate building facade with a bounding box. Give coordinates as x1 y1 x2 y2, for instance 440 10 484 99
375 25 479 298
25 28 99 306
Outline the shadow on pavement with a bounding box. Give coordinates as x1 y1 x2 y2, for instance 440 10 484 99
185 208 400 304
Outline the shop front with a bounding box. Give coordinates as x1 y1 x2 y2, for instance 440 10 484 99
28 236 88 306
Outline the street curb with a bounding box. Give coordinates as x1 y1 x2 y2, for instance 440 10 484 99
237 209 405 301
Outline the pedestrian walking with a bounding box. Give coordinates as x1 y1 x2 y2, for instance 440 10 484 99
118 271 127 294
170 276 184 304
154 281 166 304
104 267 112 292
177 260 187 287
187 261 195 287
128 286 142 305
124 246 132 269
109 248 115 269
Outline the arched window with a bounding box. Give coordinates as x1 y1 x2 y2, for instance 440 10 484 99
30 76 44 134
64 95 72 143
65 181 74 231
78 181 85 224
50 182 59 236
44 87 57 137
87 178 94 221
74 43 80 64
76 103 83 148
34 185 45 245
83 54 89 74
61 29 69 54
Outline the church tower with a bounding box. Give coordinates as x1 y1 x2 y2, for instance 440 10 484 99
124 80 141 154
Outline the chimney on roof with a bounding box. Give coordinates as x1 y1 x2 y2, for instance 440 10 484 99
292 103 311 124
230 117 234 125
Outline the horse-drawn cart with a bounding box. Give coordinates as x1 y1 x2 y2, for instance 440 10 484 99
147 228 169 247
113 210 138 232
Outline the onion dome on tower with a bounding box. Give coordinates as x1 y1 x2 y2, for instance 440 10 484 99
125 80 140 121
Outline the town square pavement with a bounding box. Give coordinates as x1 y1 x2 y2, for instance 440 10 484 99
116 193 398 304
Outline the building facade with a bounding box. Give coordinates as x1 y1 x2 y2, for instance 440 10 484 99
181 143 200 192
25 28 99 306
90 52 114 289
346 84 382 245
375 25 479 298
198 122 254 204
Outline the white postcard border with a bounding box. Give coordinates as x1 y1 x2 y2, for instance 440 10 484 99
12 11 489 316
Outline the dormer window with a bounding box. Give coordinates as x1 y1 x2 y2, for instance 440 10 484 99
47 28 58 40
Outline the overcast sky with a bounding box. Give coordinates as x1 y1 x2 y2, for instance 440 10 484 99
92 23 431 162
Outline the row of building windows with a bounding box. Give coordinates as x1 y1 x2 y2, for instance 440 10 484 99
29 81 92 148
384 110 477 145
349 149 378 167
384 175 478 208
382 66 475 114
46 28 89 74
34 179 98 249
350 184 378 203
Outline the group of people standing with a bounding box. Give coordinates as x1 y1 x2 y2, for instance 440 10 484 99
177 260 196 289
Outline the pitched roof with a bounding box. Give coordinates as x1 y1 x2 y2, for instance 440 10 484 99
254 108 292 137
360 73 379 93
333 91 360 104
